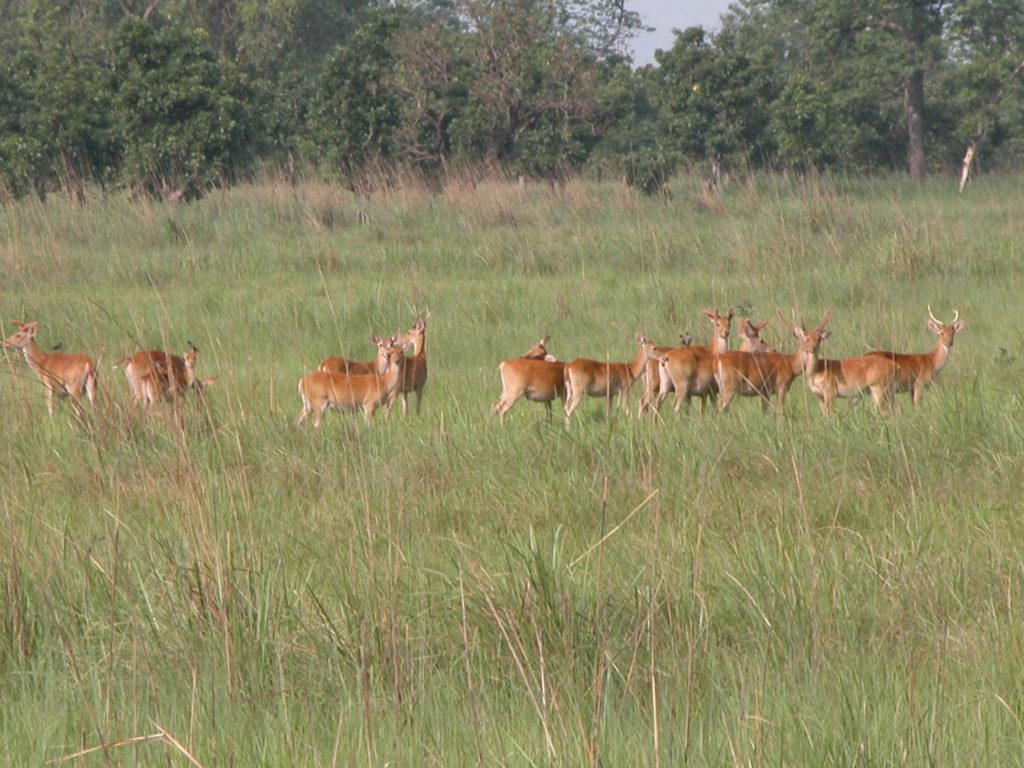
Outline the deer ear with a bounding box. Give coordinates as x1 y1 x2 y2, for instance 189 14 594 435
952 320 965 333
820 330 831 341
927 319 942 334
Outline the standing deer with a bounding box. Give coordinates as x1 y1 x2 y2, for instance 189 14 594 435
297 338 407 427
319 333 393 376
737 318 774 353
116 342 213 407
654 308 736 413
779 310 898 416
866 307 964 408
493 337 567 424
396 317 428 416
3 321 97 417
564 333 667 426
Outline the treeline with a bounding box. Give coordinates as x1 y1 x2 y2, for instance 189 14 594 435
2 0 1022 200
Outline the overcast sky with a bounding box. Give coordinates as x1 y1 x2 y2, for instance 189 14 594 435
628 1 736 65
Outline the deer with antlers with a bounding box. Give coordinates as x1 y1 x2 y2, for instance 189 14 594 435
3 321 98 417
778 310 898 416
866 307 964 408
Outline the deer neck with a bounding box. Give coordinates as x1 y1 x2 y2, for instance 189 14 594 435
384 355 406 392
19 337 47 374
709 334 729 354
409 331 425 358
931 338 952 376
799 346 820 378
628 349 649 382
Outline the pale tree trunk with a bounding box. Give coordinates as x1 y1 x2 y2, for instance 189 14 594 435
958 139 978 193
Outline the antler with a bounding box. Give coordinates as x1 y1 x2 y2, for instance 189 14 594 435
815 310 831 333
775 308 798 331
927 305 940 325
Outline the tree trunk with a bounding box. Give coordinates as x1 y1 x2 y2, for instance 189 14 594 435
905 69 927 183
959 138 979 193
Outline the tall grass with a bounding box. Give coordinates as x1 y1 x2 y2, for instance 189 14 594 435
2 173 1023 766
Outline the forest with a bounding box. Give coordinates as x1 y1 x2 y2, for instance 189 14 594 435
2 0 1023 200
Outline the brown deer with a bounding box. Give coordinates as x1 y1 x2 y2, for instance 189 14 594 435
493 337 568 424
396 316 428 416
779 310 898 416
866 307 964 408
116 342 214 407
654 308 736 413
3 321 97 417
297 338 407 427
564 334 668 426
318 333 393 376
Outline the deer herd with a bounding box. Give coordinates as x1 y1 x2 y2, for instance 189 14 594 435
3 306 964 427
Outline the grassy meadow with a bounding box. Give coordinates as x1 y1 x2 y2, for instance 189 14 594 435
2 173 1024 766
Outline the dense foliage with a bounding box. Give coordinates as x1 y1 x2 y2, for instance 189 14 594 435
1 0 1023 198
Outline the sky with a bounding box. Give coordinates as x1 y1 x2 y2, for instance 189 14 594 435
628 0 736 66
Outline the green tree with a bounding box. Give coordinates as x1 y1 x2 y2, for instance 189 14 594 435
0 3 117 198
651 25 776 182
947 0 1024 188
110 17 252 200
309 7 405 192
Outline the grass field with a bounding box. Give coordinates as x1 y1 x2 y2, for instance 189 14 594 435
2 173 1023 766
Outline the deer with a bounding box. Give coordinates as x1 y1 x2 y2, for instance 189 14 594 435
713 325 804 415
778 310 898 416
297 337 407 427
318 333 393 376
737 318 774 353
652 308 737 413
3 321 98 417
866 307 964 408
396 316 428 416
564 333 668 426
493 337 568 424
517 335 559 362
639 308 735 416
115 342 213 407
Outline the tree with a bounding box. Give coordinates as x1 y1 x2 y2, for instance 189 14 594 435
309 7 405 193
651 25 776 183
110 17 252 200
947 0 1024 189
0 2 118 198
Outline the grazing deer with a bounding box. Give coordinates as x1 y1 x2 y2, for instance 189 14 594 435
653 308 736 413
318 333 392 376
297 337 407 427
493 338 568 424
3 321 98 417
396 316 428 416
564 334 667 426
779 310 898 416
866 307 964 408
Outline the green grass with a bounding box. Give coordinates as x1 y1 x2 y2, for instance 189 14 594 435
2 173 1024 766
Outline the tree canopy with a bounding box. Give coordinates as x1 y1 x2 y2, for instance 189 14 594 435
0 0 1022 199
